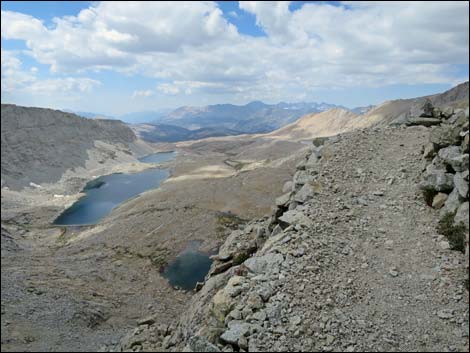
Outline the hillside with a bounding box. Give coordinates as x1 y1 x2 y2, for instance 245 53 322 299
0 104 151 190
118 104 469 352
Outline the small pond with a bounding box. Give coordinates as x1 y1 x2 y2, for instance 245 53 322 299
161 242 213 291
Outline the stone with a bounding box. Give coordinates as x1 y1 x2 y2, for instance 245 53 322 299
441 188 464 216
419 98 434 117
137 315 156 326
454 202 469 231
282 180 293 193
246 293 263 311
312 136 329 147
188 336 221 352
275 192 291 207
438 146 468 172
294 183 315 203
432 193 448 209
244 253 284 274
454 172 469 199
437 309 454 319
279 210 314 227
212 289 233 322
430 124 461 148
406 117 441 127
439 241 450 250
293 170 313 187
441 106 454 118
220 321 251 346
419 167 454 193
423 143 436 160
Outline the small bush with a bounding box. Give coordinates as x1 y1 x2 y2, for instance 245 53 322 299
422 188 438 207
233 252 250 265
437 212 466 252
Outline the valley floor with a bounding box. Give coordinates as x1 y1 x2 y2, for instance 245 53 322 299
0 136 306 351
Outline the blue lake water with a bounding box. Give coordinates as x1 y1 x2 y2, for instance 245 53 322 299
139 151 176 163
162 250 213 291
54 152 175 226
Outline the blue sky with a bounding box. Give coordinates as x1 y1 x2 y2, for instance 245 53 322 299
1 1 468 115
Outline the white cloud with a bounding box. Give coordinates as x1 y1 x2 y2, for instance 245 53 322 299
1 1 469 106
1 51 100 96
132 89 155 98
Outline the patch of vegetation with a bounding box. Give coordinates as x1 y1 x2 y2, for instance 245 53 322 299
422 188 438 207
215 212 246 239
437 212 466 252
233 252 250 265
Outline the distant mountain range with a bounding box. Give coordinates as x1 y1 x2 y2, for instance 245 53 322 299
69 101 378 143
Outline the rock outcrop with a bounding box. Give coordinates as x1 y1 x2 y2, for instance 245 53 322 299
1 104 148 190
417 102 469 261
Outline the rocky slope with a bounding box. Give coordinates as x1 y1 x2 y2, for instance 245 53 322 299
1 104 153 190
117 100 469 352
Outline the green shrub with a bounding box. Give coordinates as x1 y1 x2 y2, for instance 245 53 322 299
437 212 466 252
422 188 437 207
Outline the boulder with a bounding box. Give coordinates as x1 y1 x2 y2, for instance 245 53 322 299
279 209 314 227
440 188 464 216
415 98 434 117
220 321 252 346
275 192 291 207
244 253 284 274
188 336 221 352
282 180 293 193
423 142 436 160
406 117 441 127
432 193 448 209
419 168 454 193
430 124 461 148
293 183 314 203
454 171 469 199
438 146 469 172
312 136 329 147
454 202 469 231
293 170 313 187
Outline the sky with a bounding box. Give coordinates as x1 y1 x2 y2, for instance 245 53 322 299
1 1 469 115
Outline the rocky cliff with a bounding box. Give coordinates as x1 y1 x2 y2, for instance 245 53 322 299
1 104 143 190
116 100 469 352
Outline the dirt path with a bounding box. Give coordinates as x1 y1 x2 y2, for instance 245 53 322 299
256 126 469 351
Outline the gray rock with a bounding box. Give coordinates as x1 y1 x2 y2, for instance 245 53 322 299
244 253 284 274
438 146 468 172
441 188 464 216
420 167 454 193
432 193 448 209
279 210 314 227
282 181 293 193
188 336 221 352
275 192 291 207
437 309 454 319
454 202 469 231
454 172 469 199
293 170 314 187
423 143 436 160
419 98 435 117
406 117 441 127
294 183 314 203
220 321 251 345
430 124 461 148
